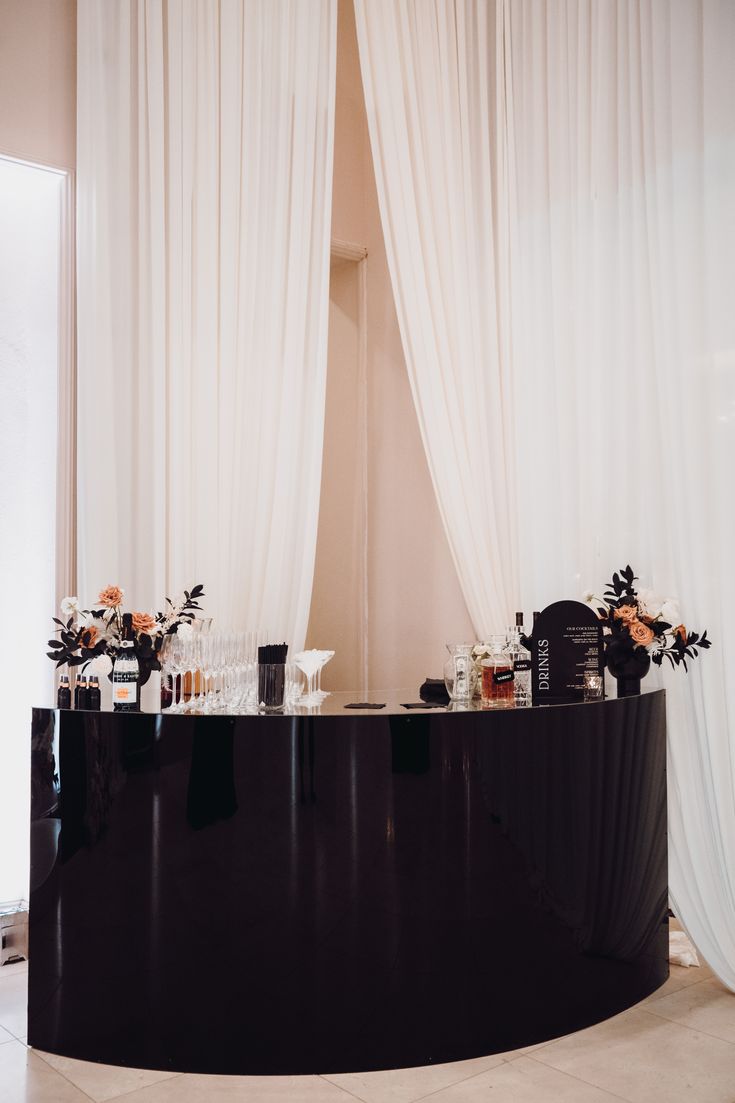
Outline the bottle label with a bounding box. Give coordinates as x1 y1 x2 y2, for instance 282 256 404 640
514 659 532 671
112 679 138 704
493 670 514 685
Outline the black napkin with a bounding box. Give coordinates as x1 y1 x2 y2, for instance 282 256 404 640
344 702 386 709
419 677 450 705
401 701 446 710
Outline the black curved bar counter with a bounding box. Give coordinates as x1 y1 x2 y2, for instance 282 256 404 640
28 691 668 1074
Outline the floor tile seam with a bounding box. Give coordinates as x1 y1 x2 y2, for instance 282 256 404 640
95 1072 183 1103
644 976 711 1003
317 1074 376 1103
395 1059 523 1103
640 1002 735 1046
321 1060 508 1103
32 1049 101 1102
520 1052 634 1103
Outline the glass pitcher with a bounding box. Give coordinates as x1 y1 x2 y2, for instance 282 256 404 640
444 642 476 702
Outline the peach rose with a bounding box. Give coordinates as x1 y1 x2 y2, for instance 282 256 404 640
132 612 157 635
629 619 655 646
614 603 638 623
80 625 99 650
98 585 124 608
676 624 687 642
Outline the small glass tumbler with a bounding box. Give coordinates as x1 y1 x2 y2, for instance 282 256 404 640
258 663 286 712
583 672 604 701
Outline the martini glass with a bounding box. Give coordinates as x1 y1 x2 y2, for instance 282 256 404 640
314 650 335 699
294 650 324 705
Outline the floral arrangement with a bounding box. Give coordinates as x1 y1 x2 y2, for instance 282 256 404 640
585 565 710 671
47 584 205 685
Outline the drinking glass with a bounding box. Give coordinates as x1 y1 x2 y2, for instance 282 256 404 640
583 672 604 701
314 651 335 699
294 650 322 705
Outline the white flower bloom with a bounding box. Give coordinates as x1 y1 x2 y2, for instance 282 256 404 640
89 653 113 676
60 596 80 618
177 621 193 641
660 599 681 627
637 588 663 619
82 614 115 643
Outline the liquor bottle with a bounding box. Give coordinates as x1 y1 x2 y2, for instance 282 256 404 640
57 673 71 710
505 623 532 708
74 674 88 710
87 675 101 711
480 635 515 709
112 613 140 712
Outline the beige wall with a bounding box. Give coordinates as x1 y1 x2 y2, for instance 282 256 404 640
0 0 76 169
308 0 475 693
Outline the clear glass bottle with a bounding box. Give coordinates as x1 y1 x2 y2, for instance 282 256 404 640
113 614 140 712
444 642 476 702
480 635 515 709
505 623 531 708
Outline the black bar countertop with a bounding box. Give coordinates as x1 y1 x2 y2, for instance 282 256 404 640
28 689 668 1074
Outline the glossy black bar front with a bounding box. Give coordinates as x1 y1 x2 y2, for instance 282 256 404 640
28 693 668 1074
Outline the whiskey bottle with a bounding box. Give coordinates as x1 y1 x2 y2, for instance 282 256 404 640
112 614 140 712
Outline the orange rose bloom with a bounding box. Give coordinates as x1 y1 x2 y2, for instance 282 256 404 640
676 624 687 642
80 625 99 649
98 585 124 608
614 604 638 623
132 612 157 635
629 620 655 646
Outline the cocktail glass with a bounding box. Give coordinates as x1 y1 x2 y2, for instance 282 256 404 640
294 650 326 706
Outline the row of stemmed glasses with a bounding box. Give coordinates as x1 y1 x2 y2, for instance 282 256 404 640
161 629 307 714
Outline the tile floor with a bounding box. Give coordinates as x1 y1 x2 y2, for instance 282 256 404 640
1 956 734 1103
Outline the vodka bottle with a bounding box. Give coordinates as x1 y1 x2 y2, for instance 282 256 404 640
505 623 532 708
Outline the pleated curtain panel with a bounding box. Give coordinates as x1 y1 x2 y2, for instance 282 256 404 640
76 0 336 647
355 0 735 989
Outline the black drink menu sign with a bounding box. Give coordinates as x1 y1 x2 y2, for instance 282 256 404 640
531 600 605 705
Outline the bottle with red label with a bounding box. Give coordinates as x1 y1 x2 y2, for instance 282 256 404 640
480 635 515 709
112 613 140 712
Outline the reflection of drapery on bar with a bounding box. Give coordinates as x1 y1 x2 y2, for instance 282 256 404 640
474 694 667 963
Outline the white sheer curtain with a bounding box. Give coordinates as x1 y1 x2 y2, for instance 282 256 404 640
77 0 336 646
356 0 735 989
502 0 735 990
353 0 518 638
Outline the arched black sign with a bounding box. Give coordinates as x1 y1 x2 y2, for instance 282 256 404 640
532 600 604 705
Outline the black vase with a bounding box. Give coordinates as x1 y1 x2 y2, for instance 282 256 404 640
606 650 651 698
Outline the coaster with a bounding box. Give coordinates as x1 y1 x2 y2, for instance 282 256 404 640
400 702 446 710
344 702 386 709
